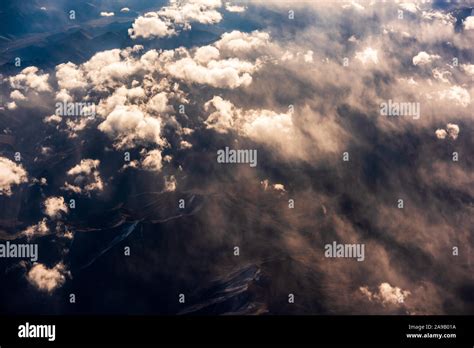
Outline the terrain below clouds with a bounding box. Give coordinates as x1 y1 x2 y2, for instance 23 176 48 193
0 0 473 315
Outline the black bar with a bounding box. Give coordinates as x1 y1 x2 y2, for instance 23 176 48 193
1 315 473 346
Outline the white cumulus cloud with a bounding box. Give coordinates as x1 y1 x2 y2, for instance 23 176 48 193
0 157 28 196
43 196 69 219
27 262 69 293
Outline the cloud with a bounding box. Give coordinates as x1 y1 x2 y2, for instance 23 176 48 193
164 56 255 88
98 105 165 149
157 0 223 26
463 16 474 30
461 64 474 76
10 90 26 101
215 30 271 56
438 86 471 107
204 96 298 154
446 123 460 139
360 283 411 306
412 51 440 66
55 62 87 91
82 48 143 91
147 92 171 114
342 1 364 11
128 0 223 40
22 218 49 239
43 196 69 219
421 10 455 25
62 159 104 195
303 50 314 63
225 2 246 13
128 12 176 39
141 149 163 172
355 47 379 65
204 96 237 132
241 109 294 148
27 263 69 293
8 66 51 93
120 7 130 13
164 175 177 191
0 157 28 196
436 123 462 141
435 129 447 139
2 1 473 314
194 45 220 64
261 180 286 192
399 3 418 14
100 12 114 17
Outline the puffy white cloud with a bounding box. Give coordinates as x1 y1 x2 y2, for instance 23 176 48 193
120 7 130 13
147 92 170 114
412 51 440 66
63 159 104 195
204 96 237 132
204 96 294 149
0 157 28 196
43 196 69 219
303 50 314 63
273 183 286 192
67 159 99 176
10 90 26 101
461 64 474 76
180 140 192 149
194 45 220 64
55 62 87 91
241 110 294 147
355 47 379 65
128 12 175 39
225 2 246 12
8 66 51 93
165 56 254 88
463 16 474 30
158 35 267 88
22 218 49 239
360 283 410 305
157 0 223 26
82 49 142 91
129 0 223 40
399 3 418 14
215 30 271 55
27 262 69 293
141 149 163 172
446 123 460 140
100 11 114 17
97 85 146 116
164 175 177 191
432 68 451 83
421 10 455 25
98 105 165 149
435 129 447 139
6 101 17 110
438 86 471 107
